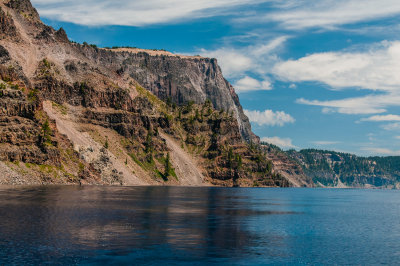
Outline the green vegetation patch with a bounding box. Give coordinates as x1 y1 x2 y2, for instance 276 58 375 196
51 101 68 115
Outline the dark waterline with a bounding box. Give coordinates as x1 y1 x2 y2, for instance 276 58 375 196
0 186 399 265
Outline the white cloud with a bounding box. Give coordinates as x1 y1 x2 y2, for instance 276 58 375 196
274 41 400 92
273 41 400 115
250 36 289 57
32 0 400 31
360 147 400 156
296 94 396 115
361 114 400 122
382 123 400 131
395 136 400 140
267 0 400 30
312 141 341 145
200 36 288 78
244 109 295 126
367 133 376 141
234 76 272 92
201 49 253 79
261 136 298 150
198 36 288 93
31 0 269 26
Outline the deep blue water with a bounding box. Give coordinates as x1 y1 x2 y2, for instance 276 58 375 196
0 186 399 265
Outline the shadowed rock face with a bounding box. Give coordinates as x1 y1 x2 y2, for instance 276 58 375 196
0 5 18 40
0 45 10 63
5 0 39 20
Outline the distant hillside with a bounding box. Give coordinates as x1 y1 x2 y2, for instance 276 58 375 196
287 149 400 188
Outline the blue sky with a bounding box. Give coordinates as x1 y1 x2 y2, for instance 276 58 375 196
32 0 400 156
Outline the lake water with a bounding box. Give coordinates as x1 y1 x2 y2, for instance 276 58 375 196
0 186 399 265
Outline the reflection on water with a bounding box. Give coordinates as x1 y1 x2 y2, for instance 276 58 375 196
0 186 399 265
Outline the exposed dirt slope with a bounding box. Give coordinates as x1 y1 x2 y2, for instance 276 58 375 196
161 133 206 186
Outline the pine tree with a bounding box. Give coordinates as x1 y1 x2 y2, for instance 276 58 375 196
195 108 200 121
228 148 234 169
145 130 154 163
145 130 153 154
236 154 242 170
178 108 182 120
104 136 109 149
164 152 171 178
42 119 52 144
166 97 172 107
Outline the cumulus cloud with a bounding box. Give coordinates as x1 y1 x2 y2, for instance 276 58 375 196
31 0 267 26
261 136 297 150
244 109 295 126
234 76 271 92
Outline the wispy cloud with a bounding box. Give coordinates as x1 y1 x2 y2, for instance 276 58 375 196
200 36 288 81
261 136 298 149
33 0 400 31
361 147 400 156
266 0 400 30
31 0 268 26
274 41 400 92
382 123 400 131
244 109 295 126
296 94 396 115
312 141 341 145
273 41 400 114
361 114 400 122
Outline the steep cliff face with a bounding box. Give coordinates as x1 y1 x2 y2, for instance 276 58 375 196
114 51 258 143
69 46 258 143
0 0 311 187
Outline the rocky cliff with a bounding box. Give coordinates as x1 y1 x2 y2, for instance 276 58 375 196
112 50 258 143
287 149 400 188
0 0 312 187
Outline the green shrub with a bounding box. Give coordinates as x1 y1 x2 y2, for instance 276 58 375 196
104 137 109 149
42 58 51 69
28 89 38 102
41 119 52 144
